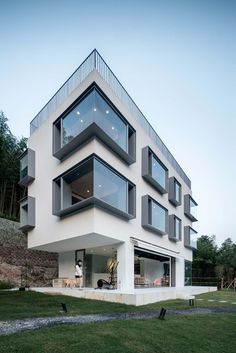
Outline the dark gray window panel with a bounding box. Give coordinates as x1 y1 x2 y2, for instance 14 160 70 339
52 155 136 220
53 85 136 165
168 176 181 207
19 148 35 187
168 215 182 242
184 194 198 222
184 226 197 250
19 196 35 231
142 146 168 195
142 195 168 236
53 196 134 220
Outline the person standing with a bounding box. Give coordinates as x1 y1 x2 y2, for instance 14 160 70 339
75 260 83 289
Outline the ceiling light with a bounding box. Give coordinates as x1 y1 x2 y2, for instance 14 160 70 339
93 108 97 112
87 189 90 193
111 126 115 130
80 119 83 123
106 110 109 114
76 111 80 115
98 184 102 188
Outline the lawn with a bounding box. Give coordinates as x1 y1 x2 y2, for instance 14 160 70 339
0 290 235 353
0 289 235 321
0 314 235 353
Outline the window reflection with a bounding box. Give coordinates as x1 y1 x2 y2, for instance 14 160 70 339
62 92 94 146
151 155 166 189
94 159 127 212
190 198 197 219
175 217 181 240
55 157 130 214
175 182 181 203
61 89 128 151
149 200 166 233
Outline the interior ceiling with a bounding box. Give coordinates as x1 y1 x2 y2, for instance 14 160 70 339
134 248 170 262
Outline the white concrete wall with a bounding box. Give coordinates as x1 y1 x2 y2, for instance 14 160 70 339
27 69 196 290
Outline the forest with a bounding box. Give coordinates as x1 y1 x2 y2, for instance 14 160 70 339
0 111 27 221
192 235 236 287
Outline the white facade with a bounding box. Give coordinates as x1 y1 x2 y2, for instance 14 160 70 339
20 50 199 299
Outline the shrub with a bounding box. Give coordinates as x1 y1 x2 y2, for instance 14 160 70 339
0 280 15 290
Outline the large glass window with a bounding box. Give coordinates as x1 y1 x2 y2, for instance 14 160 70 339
19 148 35 187
175 182 181 203
175 217 181 240
184 226 197 249
142 147 168 194
150 200 166 233
94 91 128 151
184 194 198 222
190 198 197 219
53 86 136 163
62 92 94 146
142 195 167 235
94 159 127 213
53 156 135 219
151 155 166 190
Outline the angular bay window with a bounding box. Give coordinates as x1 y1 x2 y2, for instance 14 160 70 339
169 215 182 241
53 155 135 219
142 147 168 194
184 194 197 222
53 85 136 164
19 148 35 187
19 196 35 231
184 226 197 249
168 176 181 206
142 195 168 235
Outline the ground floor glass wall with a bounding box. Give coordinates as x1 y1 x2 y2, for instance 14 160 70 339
134 248 171 288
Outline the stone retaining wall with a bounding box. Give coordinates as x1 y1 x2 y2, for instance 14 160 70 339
0 218 58 287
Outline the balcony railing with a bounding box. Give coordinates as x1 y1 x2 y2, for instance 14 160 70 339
30 49 191 188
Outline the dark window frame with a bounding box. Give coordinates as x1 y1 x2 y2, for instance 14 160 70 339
52 83 136 164
142 146 168 194
168 176 181 207
184 225 197 249
184 194 198 222
168 214 182 242
141 195 168 235
52 154 136 220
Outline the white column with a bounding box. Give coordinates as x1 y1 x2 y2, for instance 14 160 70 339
175 257 185 287
117 241 134 292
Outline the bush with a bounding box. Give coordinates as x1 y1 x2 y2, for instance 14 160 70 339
0 280 15 290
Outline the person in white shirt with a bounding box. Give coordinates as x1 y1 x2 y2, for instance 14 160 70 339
75 260 83 289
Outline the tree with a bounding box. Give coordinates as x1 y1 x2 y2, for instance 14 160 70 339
0 111 27 220
192 235 218 278
217 238 236 282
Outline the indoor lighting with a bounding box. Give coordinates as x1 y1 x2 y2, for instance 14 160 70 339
93 108 97 112
87 189 90 193
76 111 80 115
98 184 102 188
106 110 109 114
111 126 115 130
80 119 83 123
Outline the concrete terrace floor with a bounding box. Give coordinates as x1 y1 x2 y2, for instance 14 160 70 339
31 286 217 306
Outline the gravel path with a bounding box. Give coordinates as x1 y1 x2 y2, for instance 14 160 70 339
1 307 236 336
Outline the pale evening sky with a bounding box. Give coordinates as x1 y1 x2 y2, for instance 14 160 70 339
0 0 235 245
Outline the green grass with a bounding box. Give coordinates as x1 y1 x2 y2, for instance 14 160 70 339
0 290 235 321
0 314 235 353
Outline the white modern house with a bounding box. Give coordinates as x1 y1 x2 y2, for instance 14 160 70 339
19 50 215 305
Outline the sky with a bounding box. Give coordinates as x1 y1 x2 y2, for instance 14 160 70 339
0 0 235 245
